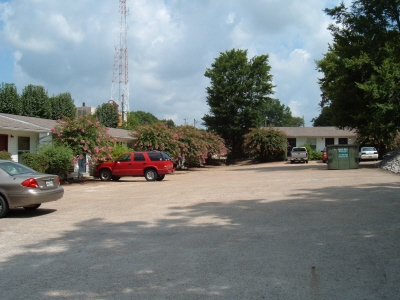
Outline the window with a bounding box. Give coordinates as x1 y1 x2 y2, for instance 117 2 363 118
325 138 334 147
134 153 145 162
147 152 162 161
18 137 30 163
339 138 348 145
306 138 316 150
117 153 131 162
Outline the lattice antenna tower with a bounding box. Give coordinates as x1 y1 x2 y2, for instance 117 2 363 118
111 0 129 123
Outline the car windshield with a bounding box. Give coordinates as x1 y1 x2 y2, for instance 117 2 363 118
362 147 376 151
293 148 306 151
0 161 38 176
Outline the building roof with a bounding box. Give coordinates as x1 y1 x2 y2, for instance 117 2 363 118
275 126 357 137
0 113 55 132
0 113 135 140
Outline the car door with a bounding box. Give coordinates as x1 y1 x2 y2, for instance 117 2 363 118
112 153 133 176
131 153 146 175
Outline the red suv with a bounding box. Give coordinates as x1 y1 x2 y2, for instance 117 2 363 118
321 147 328 163
94 151 175 181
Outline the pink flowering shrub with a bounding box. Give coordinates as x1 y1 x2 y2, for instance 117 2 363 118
243 127 287 162
52 115 117 165
132 122 227 167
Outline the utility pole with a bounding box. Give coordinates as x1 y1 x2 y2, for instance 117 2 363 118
111 0 129 125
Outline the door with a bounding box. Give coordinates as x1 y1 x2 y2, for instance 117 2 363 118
112 153 133 176
0 135 8 151
287 138 296 158
131 153 146 175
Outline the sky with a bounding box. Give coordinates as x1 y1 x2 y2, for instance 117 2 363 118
0 0 351 127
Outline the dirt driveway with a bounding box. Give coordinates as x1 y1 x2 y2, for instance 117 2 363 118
1 161 399 299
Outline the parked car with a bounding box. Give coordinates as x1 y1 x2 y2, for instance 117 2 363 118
321 147 328 163
359 147 379 161
94 151 175 181
0 160 64 218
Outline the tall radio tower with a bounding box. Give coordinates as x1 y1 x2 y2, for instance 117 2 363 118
111 0 129 124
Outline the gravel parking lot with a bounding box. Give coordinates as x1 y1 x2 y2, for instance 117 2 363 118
1 161 399 299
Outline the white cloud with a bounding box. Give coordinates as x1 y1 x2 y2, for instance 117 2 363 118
0 0 345 126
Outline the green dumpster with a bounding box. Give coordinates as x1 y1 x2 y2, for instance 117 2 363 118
327 144 359 170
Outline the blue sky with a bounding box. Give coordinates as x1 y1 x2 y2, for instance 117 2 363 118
0 0 351 126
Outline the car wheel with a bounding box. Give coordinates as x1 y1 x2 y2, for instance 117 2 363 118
0 195 9 218
99 169 112 181
23 204 41 210
156 174 165 181
322 159 326 163
306 161 308 164
144 169 157 181
290 161 294 164
112 176 121 181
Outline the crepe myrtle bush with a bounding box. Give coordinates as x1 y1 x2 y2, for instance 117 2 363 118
173 126 227 167
132 122 227 167
133 122 180 158
243 127 287 162
52 115 118 165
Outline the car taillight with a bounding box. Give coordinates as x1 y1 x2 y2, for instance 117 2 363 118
57 177 61 187
21 178 39 188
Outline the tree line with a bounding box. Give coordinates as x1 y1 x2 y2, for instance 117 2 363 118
313 0 400 152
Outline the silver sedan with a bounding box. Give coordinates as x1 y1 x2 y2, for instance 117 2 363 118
0 160 64 218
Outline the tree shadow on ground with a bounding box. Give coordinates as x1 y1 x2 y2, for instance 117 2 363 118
1 183 399 299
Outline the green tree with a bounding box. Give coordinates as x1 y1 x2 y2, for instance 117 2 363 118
260 98 304 127
21 84 51 118
126 111 159 129
94 102 119 128
243 127 287 162
203 49 275 158
311 106 334 126
317 0 400 149
0 83 22 114
50 92 76 120
160 119 176 128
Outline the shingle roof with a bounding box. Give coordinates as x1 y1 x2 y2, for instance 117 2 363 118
0 113 136 140
275 126 357 137
0 113 55 132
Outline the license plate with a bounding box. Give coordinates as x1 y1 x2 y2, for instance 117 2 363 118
45 180 54 187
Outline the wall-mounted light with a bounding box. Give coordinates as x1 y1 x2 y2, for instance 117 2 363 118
10 135 14 138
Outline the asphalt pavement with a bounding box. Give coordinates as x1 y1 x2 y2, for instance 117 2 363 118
0 161 399 299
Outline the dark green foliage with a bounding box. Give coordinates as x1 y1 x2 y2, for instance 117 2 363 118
126 111 159 129
110 143 133 160
0 151 12 160
21 84 51 118
160 119 176 128
260 98 304 127
94 103 119 128
312 106 334 126
0 83 22 114
50 92 76 120
317 0 400 148
38 144 74 177
203 49 275 158
300 144 322 161
243 127 287 162
21 153 49 173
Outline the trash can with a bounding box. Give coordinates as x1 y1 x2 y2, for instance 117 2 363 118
327 144 359 170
